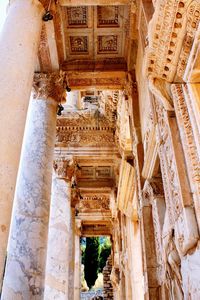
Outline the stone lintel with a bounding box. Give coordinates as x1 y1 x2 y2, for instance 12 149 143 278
66 71 127 90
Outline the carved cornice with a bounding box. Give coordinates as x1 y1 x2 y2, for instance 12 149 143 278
53 157 75 180
32 72 66 102
145 0 200 82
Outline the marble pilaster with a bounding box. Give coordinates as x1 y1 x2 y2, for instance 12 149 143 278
1 73 65 299
0 0 44 286
44 158 75 300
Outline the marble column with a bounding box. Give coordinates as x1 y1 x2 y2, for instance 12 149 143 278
0 0 44 286
1 73 65 299
44 158 75 300
74 220 82 300
69 207 76 300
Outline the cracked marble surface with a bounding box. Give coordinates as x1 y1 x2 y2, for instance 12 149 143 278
44 177 72 299
1 97 57 299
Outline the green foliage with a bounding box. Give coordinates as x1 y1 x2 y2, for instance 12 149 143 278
99 237 111 272
84 237 100 289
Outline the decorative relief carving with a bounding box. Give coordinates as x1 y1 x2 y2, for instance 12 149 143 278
78 166 112 179
56 129 115 147
155 100 182 224
163 230 184 298
98 35 118 53
57 111 112 128
172 84 200 228
145 0 200 81
66 7 88 27
143 111 154 158
33 72 66 103
38 25 52 72
77 196 110 212
115 93 132 152
68 77 124 88
177 1 200 78
97 6 119 28
53 158 75 180
70 36 88 54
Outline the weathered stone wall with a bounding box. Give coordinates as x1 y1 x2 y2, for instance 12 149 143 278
103 255 114 300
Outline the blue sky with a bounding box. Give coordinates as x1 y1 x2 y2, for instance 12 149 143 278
0 0 8 33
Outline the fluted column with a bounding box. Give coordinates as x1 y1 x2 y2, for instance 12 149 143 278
0 0 44 286
44 158 75 299
1 73 65 299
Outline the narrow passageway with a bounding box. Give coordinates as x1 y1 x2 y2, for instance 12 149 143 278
1 1 200 299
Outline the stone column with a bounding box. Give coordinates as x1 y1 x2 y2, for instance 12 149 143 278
69 207 76 300
0 0 44 286
1 73 65 299
44 158 75 300
74 219 82 300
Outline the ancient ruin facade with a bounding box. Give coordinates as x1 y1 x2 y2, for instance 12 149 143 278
1 0 200 299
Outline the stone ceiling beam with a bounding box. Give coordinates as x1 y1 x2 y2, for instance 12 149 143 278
59 0 130 6
66 71 126 90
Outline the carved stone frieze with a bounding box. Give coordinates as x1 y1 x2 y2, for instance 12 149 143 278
145 0 200 81
77 195 110 212
56 128 115 147
68 77 125 89
57 111 113 128
172 84 200 229
33 72 66 102
53 157 75 180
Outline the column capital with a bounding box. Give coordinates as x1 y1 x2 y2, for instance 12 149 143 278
53 157 75 181
32 72 66 103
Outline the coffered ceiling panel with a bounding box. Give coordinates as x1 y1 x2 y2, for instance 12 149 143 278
61 5 129 61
